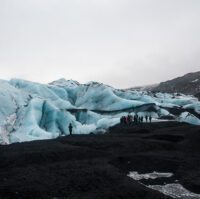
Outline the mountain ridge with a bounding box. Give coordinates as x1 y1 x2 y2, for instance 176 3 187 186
152 71 200 96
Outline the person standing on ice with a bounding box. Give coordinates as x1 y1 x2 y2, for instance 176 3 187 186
141 116 144 123
135 114 138 124
69 123 73 135
149 115 152 123
145 115 148 123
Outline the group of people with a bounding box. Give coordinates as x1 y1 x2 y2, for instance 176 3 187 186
120 115 133 125
68 114 153 135
120 114 152 125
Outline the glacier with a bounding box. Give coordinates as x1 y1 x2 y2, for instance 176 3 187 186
0 78 199 144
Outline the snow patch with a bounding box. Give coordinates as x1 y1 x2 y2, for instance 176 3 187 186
191 79 199 83
149 183 200 199
128 171 173 180
128 171 200 198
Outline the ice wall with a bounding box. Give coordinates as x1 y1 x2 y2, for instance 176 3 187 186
0 78 199 144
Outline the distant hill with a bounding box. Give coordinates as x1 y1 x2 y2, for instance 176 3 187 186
127 84 158 91
195 92 200 100
152 71 200 98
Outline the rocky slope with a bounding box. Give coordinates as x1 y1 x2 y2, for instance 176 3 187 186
152 71 200 96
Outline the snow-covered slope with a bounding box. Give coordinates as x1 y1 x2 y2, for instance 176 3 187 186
0 78 199 144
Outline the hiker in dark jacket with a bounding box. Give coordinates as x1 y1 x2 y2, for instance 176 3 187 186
149 115 152 123
69 123 73 135
120 117 123 124
127 114 132 125
136 114 139 124
145 115 148 123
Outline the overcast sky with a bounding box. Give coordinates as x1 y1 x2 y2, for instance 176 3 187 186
0 0 200 88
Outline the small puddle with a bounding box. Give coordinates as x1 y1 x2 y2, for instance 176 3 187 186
128 171 200 199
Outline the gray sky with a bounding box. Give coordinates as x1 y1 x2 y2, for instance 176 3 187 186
0 0 200 88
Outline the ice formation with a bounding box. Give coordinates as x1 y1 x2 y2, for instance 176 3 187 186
128 171 200 198
128 171 173 180
0 78 199 144
148 183 200 199
177 112 200 125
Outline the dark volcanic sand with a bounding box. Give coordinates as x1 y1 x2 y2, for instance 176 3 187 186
0 122 200 199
